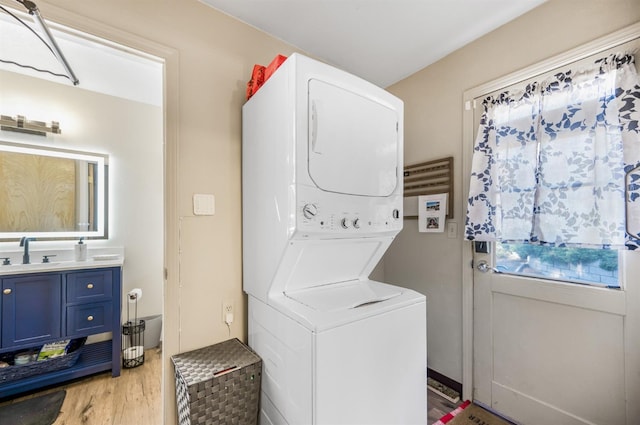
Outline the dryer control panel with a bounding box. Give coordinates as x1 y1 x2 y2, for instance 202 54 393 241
295 187 402 237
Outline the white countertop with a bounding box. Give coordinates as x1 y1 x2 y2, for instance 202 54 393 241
0 247 125 276
0 257 124 276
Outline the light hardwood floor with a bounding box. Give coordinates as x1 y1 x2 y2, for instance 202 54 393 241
2 346 457 425
0 346 162 425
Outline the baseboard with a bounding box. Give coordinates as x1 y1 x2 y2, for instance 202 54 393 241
427 368 462 396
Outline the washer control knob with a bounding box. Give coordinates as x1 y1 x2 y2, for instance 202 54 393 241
302 204 318 219
341 218 351 229
353 218 361 229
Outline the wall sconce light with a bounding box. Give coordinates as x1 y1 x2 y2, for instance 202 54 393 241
0 114 61 136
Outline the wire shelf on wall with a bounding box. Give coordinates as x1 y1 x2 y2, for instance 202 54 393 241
403 156 454 218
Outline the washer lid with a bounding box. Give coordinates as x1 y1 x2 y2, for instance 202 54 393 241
285 280 402 313
307 79 399 197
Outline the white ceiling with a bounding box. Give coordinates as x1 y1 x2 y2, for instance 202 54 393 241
201 0 547 87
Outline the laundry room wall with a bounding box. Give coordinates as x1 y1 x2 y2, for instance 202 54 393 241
384 0 640 384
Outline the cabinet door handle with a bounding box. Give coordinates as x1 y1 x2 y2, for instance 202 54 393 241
2 288 11 295
87 315 94 321
87 283 94 289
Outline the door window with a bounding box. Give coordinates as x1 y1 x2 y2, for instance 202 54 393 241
466 53 640 263
495 242 619 287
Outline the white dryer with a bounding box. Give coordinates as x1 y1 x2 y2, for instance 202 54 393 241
242 53 426 425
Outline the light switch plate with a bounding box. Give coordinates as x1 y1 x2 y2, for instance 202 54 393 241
447 222 458 239
193 194 215 215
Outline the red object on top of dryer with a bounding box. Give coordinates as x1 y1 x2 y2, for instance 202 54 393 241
246 55 287 100
246 64 265 100
264 54 287 81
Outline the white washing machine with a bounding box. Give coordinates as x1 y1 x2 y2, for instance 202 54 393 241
242 53 426 425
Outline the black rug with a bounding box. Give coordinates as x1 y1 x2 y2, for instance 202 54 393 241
0 390 65 425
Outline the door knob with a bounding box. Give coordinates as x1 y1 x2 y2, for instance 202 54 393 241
3 288 11 295
476 260 491 273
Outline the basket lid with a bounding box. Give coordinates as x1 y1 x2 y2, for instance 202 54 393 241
171 338 260 385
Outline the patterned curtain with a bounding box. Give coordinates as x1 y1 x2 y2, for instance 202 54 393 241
465 53 640 250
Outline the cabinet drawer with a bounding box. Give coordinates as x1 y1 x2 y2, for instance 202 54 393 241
66 270 113 304
66 302 113 336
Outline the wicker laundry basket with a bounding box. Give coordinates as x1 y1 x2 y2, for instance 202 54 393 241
171 338 262 425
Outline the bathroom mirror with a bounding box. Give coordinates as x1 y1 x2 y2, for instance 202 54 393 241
0 141 108 241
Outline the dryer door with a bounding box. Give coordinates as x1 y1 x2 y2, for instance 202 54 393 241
308 79 399 197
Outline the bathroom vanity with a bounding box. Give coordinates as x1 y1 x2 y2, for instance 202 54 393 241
0 261 122 397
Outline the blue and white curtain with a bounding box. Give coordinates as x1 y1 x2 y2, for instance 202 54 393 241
465 53 640 250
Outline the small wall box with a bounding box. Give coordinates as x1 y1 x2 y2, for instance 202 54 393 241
171 338 262 425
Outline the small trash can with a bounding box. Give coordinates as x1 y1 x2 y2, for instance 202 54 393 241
171 338 262 425
140 314 162 350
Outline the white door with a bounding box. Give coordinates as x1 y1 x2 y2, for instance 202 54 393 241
465 28 640 423
472 245 639 425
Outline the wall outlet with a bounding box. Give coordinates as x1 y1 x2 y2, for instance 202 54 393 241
222 301 234 325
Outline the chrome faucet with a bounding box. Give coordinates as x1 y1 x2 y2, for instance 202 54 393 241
19 237 35 264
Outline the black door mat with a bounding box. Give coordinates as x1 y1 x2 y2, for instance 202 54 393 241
0 390 65 425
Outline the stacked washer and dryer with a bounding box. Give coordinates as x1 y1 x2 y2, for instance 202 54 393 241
242 53 427 425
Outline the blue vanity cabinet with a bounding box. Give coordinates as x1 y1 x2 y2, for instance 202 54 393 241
0 266 122 398
1 273 62 349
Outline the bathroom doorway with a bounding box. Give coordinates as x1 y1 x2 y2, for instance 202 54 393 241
0 3 167 419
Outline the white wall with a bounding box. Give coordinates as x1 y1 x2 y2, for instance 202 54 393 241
0 69 164 319
385 0 640 383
